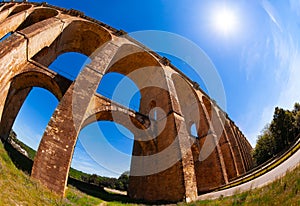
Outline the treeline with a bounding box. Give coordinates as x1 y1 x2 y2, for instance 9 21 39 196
253 103 300 166
69 168 129 191
8 130 129 191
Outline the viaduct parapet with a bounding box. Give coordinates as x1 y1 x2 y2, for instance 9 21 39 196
0 2 253 203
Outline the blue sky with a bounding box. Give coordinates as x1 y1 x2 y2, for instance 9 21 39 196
9 0 300 177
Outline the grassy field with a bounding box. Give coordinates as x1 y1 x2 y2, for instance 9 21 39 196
0 140 299 205
180 166 300 206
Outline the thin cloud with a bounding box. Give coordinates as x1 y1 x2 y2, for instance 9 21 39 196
262 0 283 32
242 1 300 146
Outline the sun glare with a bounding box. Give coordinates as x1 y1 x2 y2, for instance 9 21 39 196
212 7 238 36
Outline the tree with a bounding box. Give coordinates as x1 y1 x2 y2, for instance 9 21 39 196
293 103 300 136
253 126 275 165
8 130 17 141
293 102 300 113
253 103 300 166
117 171 129 191
88 174 99 185
270 107 295 153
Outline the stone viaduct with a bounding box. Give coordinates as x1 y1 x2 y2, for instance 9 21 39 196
0 2 253 203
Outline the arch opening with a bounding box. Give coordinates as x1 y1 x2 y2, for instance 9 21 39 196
104 44 171 119
48 52 91 81
97 72 141 112
5 87 58 174
0 68 69 144
68 120 134 194
72 121 134 177
190 123 198 138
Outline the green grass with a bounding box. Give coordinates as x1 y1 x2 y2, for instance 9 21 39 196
180 165 300 206
0 140 299 205
65 187 103 206
0 141 140 206
0 142 65 205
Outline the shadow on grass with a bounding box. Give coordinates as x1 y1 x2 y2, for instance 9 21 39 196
67 178 173 205
67 178 133 203
3 141 33 175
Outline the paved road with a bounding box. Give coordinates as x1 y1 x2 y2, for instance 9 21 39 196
197 147 300 200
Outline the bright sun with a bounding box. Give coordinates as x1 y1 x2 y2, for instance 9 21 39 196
212 7 238 35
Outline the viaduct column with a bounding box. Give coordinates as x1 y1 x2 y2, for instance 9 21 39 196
225 119 246 175
216 111 239 178
128 66 198 203
165 68 198 202
200 98 229 184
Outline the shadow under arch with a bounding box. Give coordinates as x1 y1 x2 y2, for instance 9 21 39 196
0 5 59 42
16 7 59 31
33 20 112 68
171 72 208 138
0 69 71 142
7 4 32 17
0 3 15 12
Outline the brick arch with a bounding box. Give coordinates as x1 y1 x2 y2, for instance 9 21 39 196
81 101 156 145
209 106 238 181
0 66 71 142
82 93 154 147
82 105 150 132
0 3 15 12
78 102 162 182
171 73 206 138
16 8 59 31
9 69 69 100
106 44 172 116
107 44 161 75
0 3 33 39
7 4 32 17
33 20 112 67
0 4 34 38
202 95 213 118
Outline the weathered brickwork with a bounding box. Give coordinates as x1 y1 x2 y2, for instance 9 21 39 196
0 2 254 203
